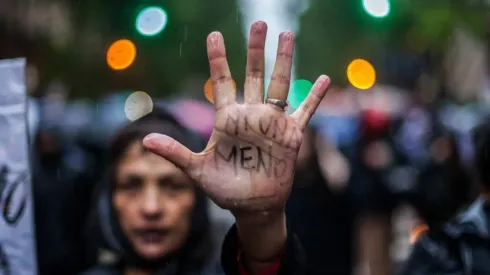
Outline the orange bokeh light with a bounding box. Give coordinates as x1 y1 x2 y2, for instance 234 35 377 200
107 39 137 70
204 78 237 104
347 59 376 90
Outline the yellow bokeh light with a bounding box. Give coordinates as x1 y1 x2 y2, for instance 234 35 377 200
347 59 376 90
107 39 137 70
204 78 237 104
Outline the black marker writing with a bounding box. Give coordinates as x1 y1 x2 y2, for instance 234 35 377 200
215 145 237 175
213 142 292 181
273 158 287 178
225 114 239 136
256 146 272 177
240 146 254 169
272 117 287 140
243 115 249 132
259 117 272 135
0 166 28 226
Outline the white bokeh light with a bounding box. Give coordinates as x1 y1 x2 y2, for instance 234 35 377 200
136 7 168 36
124 91 154 121
362 0 390 18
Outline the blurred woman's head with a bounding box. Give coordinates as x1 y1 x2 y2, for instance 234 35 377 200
410 133 474 227
96 109 210 270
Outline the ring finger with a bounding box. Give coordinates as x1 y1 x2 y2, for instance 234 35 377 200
266 31 295 107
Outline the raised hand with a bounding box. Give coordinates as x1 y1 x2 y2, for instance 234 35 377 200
143 21 330 217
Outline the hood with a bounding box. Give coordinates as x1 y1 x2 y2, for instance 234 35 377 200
87 107 213 274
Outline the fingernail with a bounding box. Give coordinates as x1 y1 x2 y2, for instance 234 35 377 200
251 21 267 33
143 133 166 149
318 75 331 90
280 31 294 41
207 32 223 48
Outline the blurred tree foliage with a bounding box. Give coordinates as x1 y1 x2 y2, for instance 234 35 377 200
1 0 247 99
0 0 488 98
296 0 488 89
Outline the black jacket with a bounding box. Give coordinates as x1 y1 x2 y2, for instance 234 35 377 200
82 222 308 275
401 197 490 275
221 224 308 275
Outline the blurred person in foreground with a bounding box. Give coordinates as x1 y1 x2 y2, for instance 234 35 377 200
351 105 405 275
82 109 224 275
33 127 102 274
400 121 490 274
84 20 331 275
287 125 355 275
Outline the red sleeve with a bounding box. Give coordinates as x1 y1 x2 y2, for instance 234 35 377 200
237 251 281 275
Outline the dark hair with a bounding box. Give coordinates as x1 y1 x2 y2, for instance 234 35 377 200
411 163 471 227
410 134 473 227
108 109 203 172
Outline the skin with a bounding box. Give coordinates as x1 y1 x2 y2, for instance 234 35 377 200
358 216 393 275
113 141 195 262
144 21 330 274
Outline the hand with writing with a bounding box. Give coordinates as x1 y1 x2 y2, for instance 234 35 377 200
144 21 330 270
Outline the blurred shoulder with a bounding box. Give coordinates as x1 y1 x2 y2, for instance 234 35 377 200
400 231 462 275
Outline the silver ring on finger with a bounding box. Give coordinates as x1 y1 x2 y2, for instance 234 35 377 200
265 98 288 111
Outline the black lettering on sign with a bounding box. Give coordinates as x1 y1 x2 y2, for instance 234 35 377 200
0 166 8 200
0 243 10 274
239 146 254 169
256 146 272 177
0 166 28 226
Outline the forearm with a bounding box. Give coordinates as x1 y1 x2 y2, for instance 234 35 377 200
235 211 287 274
358 216 393 275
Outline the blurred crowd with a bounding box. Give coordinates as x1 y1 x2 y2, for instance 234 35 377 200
1 1 490 274
24 69 490 274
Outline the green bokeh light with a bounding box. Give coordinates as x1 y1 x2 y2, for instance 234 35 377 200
362 0 390 18
136 6 168 37
289 79 313 109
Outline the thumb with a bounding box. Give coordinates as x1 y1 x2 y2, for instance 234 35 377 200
143 133 195 172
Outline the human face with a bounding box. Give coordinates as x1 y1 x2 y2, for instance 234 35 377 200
113 141 195 260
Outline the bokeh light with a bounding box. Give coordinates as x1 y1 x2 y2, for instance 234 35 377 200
107 39 137 70
204 78 237 104
362 0 390 18
347 58 376 90
124 91 153 121
136 6 168 36
289 79 313 109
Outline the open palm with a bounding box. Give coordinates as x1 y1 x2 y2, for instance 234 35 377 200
144 21 330 215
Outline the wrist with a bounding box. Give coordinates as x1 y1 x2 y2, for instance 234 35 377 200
235 210 287 261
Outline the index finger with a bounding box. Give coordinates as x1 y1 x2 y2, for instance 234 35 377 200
291 75 331 129
207 32 236 110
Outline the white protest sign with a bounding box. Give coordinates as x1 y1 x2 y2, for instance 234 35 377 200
0 58 37 275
